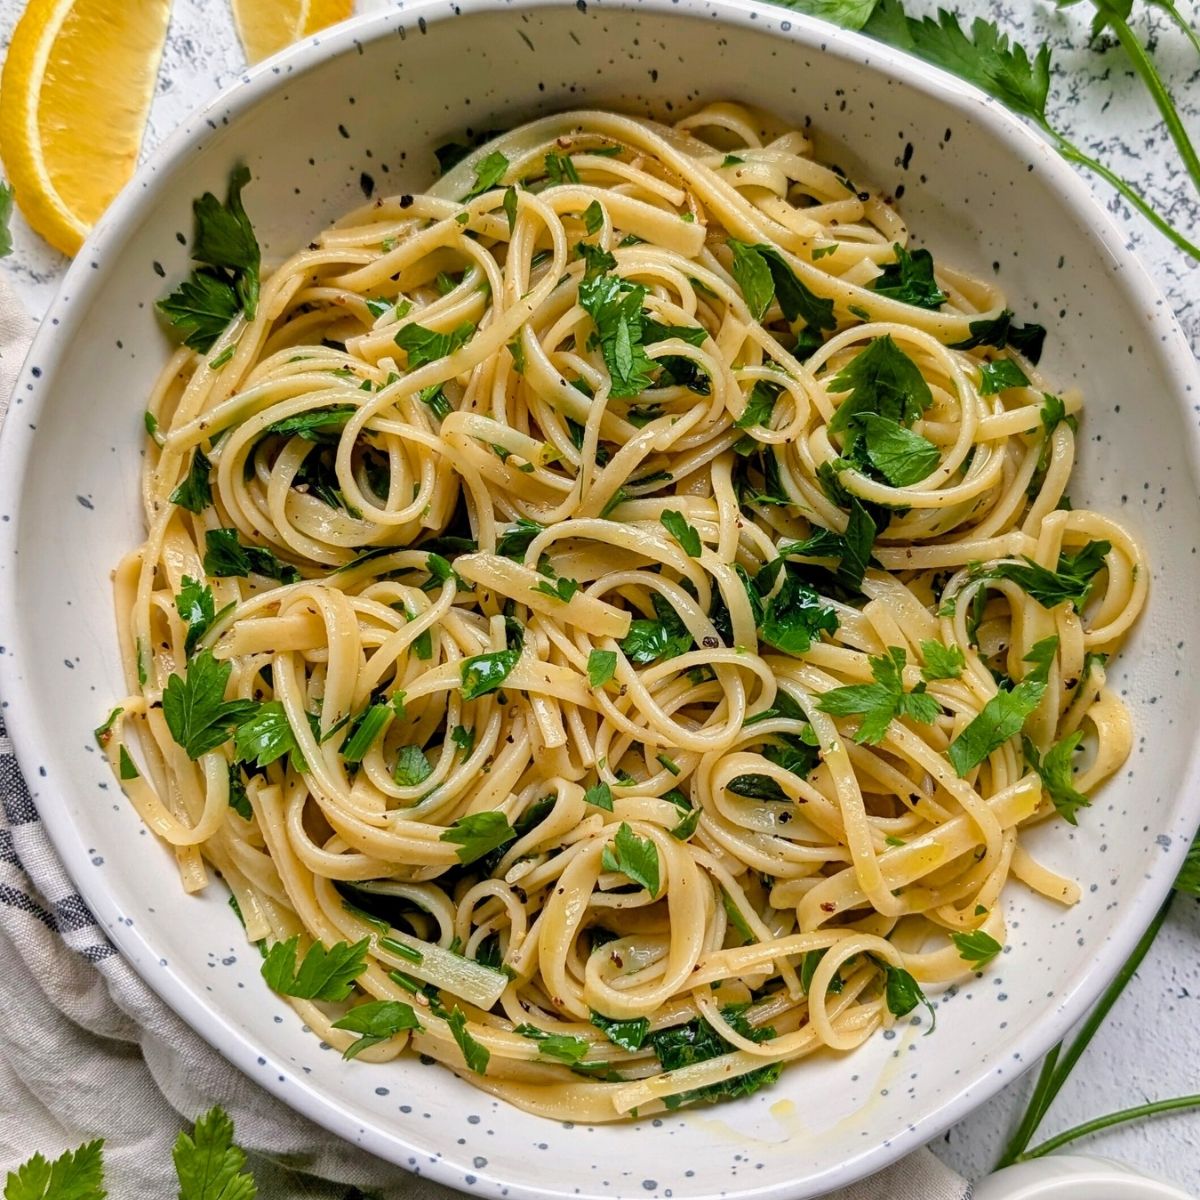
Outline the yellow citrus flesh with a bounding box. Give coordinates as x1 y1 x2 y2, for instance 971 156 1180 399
231 0 304 63
303 0 352 36
0 0 171 256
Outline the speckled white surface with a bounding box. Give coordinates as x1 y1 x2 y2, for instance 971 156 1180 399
1 0 1199 1192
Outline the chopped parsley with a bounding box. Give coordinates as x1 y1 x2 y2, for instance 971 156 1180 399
817 646 940 744
600 822 661 895
440 810 516 865
162 650 257 759
947 636 1058 776
951 929 1003 969
158 165 260 352
332 999 422 1060
872 243 946 309
169 450 213 513
1023 731 1090 824
260 935 368 1000
461 648 520 699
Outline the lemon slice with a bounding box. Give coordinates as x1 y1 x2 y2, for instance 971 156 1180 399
0 0 171 257
303 0 353 36
231 0 354 64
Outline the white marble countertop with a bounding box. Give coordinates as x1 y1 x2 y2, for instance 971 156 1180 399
1 0 1199 1191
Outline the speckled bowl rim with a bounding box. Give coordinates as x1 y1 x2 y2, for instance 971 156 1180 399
2 1 1200 1196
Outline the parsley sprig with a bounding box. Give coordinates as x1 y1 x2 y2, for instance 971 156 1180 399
159 166 262 351
846 0 1200 260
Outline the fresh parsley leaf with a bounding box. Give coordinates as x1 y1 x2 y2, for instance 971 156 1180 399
4 1140 105 1200
450 725 475 757
818 645 940 744
776 497 877 593
872 243 947 309
583 200 605 234
204 528 300 583
948 310 1047 364
170 449 213 513
261 935 368 1000
172 1106 255 1200
947 639 1056 776
532 576 581 603
660 509 702 557
117 746 139 780
461 648 520 699
496 517 544 559
576 241 617 281
857 412 940 486
341 704 391 765
162 650 258 759
394 321 475 368
727 240 836 333
394 744 432 786
502 185 519 232
192 166 260 316
515 1024 589 1064
883 964 936 1030
728 239 775 320
1023 731 1089 824
951 929 1003 969
175 576 220 656
577 272 656 398
464 150 509 199
735 380 781 430
228 765 251 820
864 0 1051 127
588 649 617 687
619 592 693 665
979 358 1030 394
758 570 840 656
920 640 965 680
827 335 933 452
158 270 242 353
333 1000 422 1060
441 810 516 864
584 782 614 811
234 701 302 770
446 1006 490 1074
772 0 881 31
984 541 1111 610
589 1011 650 1050
670 807 701 840
263 406 356 441
544 152 581 186
600 822 660 895
722 890 756 944
650 1007 780 1109
159 166 260 352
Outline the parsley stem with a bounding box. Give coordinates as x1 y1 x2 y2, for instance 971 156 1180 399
1107 14 1200 195
1020 1094 1200 1159
995 892 1174 1168
1051 135 1200 261
1148 0 1200 63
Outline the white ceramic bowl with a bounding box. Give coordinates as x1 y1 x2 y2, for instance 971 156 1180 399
2 2 1199 1198
973 1156 1198 1200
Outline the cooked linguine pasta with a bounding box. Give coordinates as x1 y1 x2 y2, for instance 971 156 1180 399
98 103 1146 1119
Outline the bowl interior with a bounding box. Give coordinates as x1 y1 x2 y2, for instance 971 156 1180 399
3 3 1200 1198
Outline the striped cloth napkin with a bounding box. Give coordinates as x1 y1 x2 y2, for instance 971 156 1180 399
0 272 971 1199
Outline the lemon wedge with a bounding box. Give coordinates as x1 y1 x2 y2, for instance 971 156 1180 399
0 0 171 257
231 0 354 64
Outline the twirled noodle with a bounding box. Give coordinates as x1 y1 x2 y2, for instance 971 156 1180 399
100 103 1146 1119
